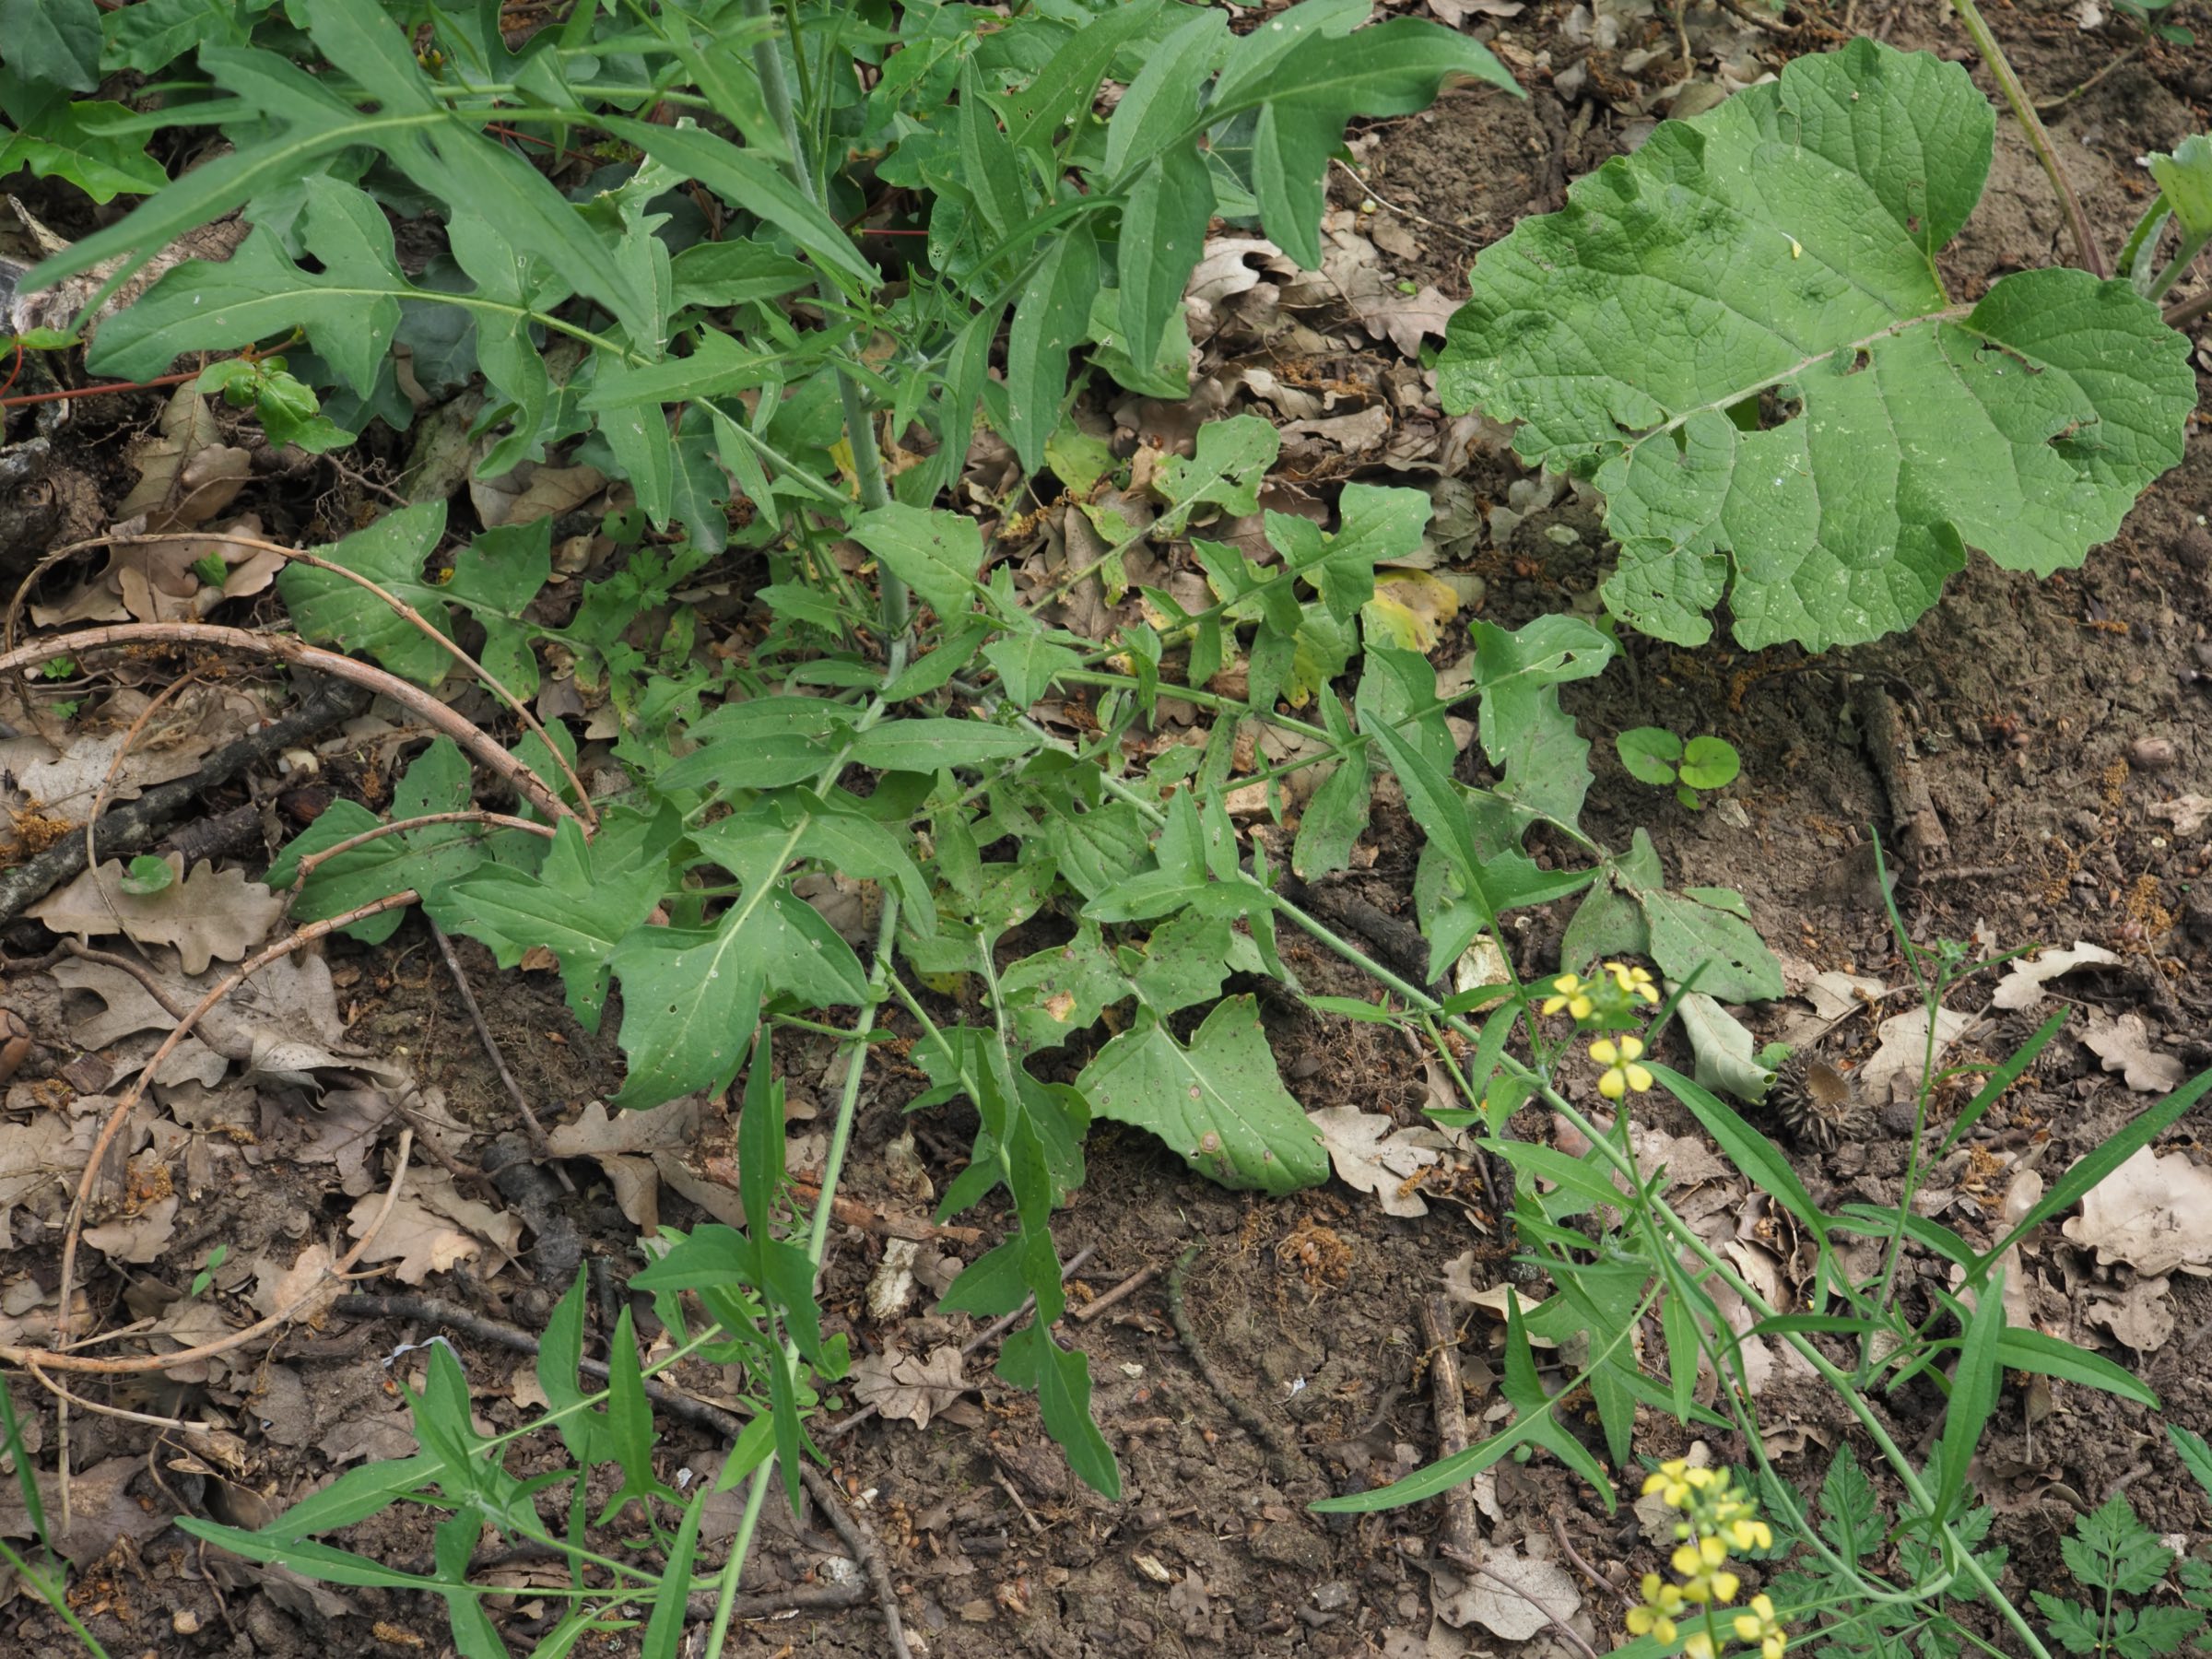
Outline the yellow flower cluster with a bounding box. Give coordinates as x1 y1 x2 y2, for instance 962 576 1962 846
1541 960 1660 1023
1627 1461 1785 1659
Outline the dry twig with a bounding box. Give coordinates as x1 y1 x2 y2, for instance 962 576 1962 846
429 919 569 1185
0 625 579 824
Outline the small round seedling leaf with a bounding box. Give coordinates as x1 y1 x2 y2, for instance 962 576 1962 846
1677 735 1741 791
1615 726 1682 786
120 855 175 896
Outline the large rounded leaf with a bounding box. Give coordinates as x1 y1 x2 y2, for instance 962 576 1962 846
1439 39 2195 650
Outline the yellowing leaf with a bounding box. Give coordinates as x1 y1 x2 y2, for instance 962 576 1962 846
1361 569 1460 652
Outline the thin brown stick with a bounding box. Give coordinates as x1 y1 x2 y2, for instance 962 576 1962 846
798 1463 915 1659
26 1359 194 1431
1418 1296 1481 1571
2167 287 2212 330
0 674 366 926
429 919 571 1189
0 626 577 824
1071 1259 1163 1324
2033 40 2144 113
1714 0 1790 32
0 369 198 409
1855 680 1949 865
5 1123 418 1382
1455 1557 1603 1659
43 893 420 1403
32 1125 411 1532
290 809 553 884
4 528 595 822
1553 1513 1638 1610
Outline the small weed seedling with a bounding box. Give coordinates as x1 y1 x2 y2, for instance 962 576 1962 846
2113 0 2194 46
1617 726 1742 810
2031 1491 2206 1659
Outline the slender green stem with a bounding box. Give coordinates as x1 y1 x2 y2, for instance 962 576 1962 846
1855 980 1953 1383
1948 0 2107 278
707 891 903 1656
740 0 904 641
2145 231 2209 303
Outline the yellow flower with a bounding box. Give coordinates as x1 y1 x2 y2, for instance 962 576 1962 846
1642 1459 1694 1506
1627 1574 1685 1644
1603 960 1662 1004
1625 1605 1677 1643
1683 1631 1715 1659
1590 1034 1654 1099
1724 1515 1774 1552
1541 973 1594 1019
1673 1536 1727 1578
1735 1594 1787 1659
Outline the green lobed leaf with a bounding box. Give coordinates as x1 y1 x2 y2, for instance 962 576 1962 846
276 500 454 684
425 816 667 1032
1152 414 1278 536
92 173 406 394
998 921 1130 1053
269 736 488 942
999 1322 1120 1498
981 632 1082 711
1 0 100 94
0 100 165 202
100 0 260 75
1641 887 1783 1002
1077 997 1328 1194
605 853 867 1106
1438 40 2195 650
